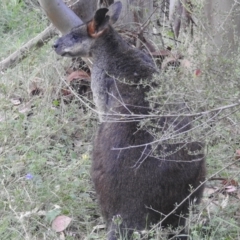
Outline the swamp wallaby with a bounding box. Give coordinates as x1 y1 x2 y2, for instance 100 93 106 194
53 2 206 239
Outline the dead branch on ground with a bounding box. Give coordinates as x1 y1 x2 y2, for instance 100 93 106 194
0 25 56 72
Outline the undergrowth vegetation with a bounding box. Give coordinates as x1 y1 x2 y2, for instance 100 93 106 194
0 1 240 239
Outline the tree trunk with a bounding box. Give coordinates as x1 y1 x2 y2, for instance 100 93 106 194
68 0 97 22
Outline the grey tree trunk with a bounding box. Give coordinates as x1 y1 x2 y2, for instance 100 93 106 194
68 0 97 22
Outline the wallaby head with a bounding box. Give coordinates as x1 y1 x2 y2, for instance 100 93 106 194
53 1 122 57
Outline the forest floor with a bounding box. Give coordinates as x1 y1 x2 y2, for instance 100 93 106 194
1 1 240 240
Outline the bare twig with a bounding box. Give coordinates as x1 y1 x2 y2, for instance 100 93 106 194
103 100 240 121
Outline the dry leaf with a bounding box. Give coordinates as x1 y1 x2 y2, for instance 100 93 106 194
194 68 201 77
52 215 72 232
65 67 74 75
18 102 32 114
61 89 72 96
10 98 21 105
225 185 237 193
235 149 240 160
222 179 239 187
29 79 43 96
67 70 90 83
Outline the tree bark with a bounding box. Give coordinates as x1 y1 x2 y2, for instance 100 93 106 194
66 0 98 23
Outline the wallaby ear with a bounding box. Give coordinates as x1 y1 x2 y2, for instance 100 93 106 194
88 8 109 37
87 2 122 37
107 1 122 24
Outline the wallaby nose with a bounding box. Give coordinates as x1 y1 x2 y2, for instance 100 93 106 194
53 42 58 49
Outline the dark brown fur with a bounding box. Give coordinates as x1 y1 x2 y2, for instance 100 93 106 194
53 2 206 239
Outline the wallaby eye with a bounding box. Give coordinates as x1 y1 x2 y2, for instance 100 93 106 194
72 34 78 40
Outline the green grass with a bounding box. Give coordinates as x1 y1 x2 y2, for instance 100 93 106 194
0 2 100 239
1 1 240 240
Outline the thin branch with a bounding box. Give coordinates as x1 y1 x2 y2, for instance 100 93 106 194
111 107 232 151
101 100 240 121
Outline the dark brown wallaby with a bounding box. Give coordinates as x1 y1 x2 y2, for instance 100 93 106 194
53 2 206 239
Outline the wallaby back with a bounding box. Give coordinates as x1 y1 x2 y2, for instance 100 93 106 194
54 2 206 239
